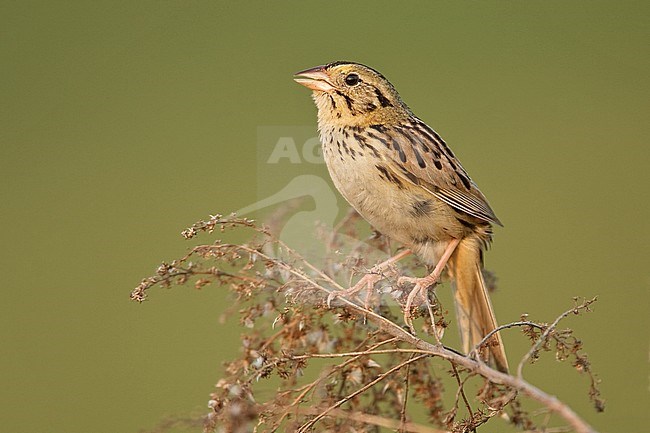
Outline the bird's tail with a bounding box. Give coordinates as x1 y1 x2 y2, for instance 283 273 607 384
448 237 509 373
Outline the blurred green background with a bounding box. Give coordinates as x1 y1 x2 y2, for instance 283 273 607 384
1 1 648 432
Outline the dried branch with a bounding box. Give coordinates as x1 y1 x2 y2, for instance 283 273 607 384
132 212 603 433
517 298 597 378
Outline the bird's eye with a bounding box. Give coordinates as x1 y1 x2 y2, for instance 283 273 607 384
344 73 360 86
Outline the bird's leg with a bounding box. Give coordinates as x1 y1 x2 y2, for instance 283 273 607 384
400 238 461 332
327 249 412 308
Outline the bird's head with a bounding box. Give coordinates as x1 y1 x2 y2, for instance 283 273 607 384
294 61 410 126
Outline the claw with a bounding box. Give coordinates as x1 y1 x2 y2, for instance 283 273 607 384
326 292 337 308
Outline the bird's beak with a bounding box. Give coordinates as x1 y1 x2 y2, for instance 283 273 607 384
293 65 334 92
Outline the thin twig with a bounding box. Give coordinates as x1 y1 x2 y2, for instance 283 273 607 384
399 353 415 433
517 298 597 378
450 363 474 423
289 348 435 360
425 296 443 344
469 321 545 359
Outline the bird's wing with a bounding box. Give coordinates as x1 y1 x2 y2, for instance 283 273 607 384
364 119 501 226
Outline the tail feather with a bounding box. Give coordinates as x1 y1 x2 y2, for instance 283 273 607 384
449 237 509 373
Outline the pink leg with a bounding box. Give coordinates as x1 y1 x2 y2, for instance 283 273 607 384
400 238 461 331
327 249 412 307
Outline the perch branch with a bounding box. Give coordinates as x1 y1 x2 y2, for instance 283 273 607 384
238 244 597 433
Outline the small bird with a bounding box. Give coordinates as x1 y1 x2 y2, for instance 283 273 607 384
294 61 508 372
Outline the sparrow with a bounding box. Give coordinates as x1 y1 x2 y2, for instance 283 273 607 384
294 61 508 372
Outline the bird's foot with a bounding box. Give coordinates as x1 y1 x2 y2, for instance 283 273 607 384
327 251 411 309
398 274 440 333
326 272 384 309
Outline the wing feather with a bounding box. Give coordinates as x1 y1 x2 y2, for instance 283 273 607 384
364 118 502 226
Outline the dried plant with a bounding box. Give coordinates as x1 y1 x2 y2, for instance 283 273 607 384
132 211 604 433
